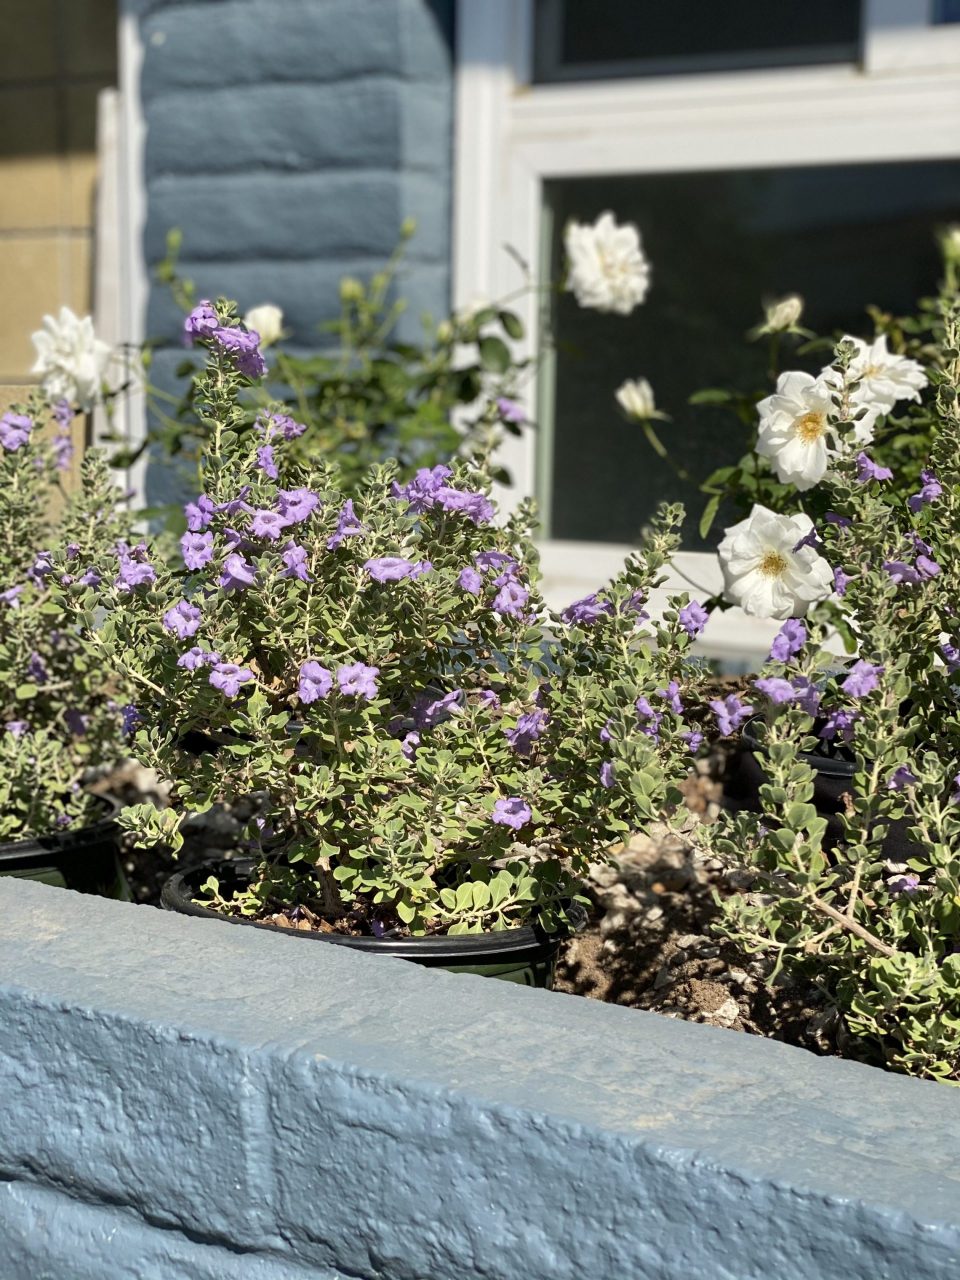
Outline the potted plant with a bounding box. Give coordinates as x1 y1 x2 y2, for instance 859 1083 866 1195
71 302 708 986
703 284 960 1082
0 394 134 897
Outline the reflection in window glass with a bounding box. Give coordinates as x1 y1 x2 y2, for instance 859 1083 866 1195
543 163 960 549
533 0 862 82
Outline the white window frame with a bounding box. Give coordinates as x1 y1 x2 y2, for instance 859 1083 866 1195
453 0 960 658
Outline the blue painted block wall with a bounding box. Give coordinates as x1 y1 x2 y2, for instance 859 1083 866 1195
137 0 455 504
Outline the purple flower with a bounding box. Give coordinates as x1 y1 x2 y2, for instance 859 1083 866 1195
474 551 516 573
941 641 960 674
217 487 253 518
337 662 379 700
887 873 920 896
63 708 88 736
177 646 219 671
121 704 140 735
791 677 822 716
678 600 708 639
600 719 613 744
53 432 73 472
754 677 797 705
917 554 941 580
1 586 22 609
181 531 214 570
26 652 46 684
250 509 285 541
793 528 823 553
842 660 883 698
277 488 320 526
833 567 852 597
327 499 364 550
219 553 258 591
78 568 101 587
491 797 532 830
209 663 254 698
459 566 483 595
29 551 54 584
657 680 683 714
505 708 547 756
5 720 29 738
410 560 432 578
888 766 918 791
682 730 704 754
185 495 216 532
281 542 311 581
256 445 278 479
710 694 753 737
492 578 529 617
600 761 615 788
562 593 612 625
477 689 501 711
115 554 156 591
413 689 462 730
53 399 73 429
825 512 853 529
0 412 32 451
855 452 893 483
401 731 420 761
163 599 202 640
392 465 453 514
436 486 495 524
184 300 219 341
907 470 942 513
496 397 526 424
769 618 807 663
298 661 333 704
819 708 857 742
884 559 920 586
257 411 306 441
364 556 416 583
214 325 266 379
635 697 663 740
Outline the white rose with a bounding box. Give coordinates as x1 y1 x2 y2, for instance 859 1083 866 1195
755 370 838 491
718 504 833 620
30 306 112 411
764 294 803 332
564 212 650 316
615 377 660 420
243 304 284 348
941 225 960 263
842 334 927 414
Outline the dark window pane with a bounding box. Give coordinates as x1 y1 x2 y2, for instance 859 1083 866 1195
544 162 960 548
935 0 960 21
533 0 861 81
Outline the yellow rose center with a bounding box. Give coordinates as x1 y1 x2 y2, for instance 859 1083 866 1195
794 411 827 444
759 550 788 578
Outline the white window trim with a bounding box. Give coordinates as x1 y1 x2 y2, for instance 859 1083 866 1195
453 0 960 658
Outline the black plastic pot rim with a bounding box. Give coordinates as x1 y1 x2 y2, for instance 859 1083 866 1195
742 714 857 780
0 792 121 861
161 858 582 961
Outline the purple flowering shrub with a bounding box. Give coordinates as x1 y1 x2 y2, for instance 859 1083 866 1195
85 306 705 936
149 226 530 507
0 396 136 837
708 291 960 1082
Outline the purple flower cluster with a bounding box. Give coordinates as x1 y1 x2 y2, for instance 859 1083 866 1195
364 556 431 583
337 662 379 700
298 661 333 703
256 411 306 441
327 499 364 550
115 542 156 591
392 464 495 525
678 601 708 639
219 553 257 591
0 412 32 451
561 593 612 626
209 663 254 698
177 646 220 671
281 542 311 581
184 303 266 379
887 766 917 791
819 707 857 743
163 599 202 640
841 660 883 698
635 696 663 740
505 707 547 756
855 452 893 484
884 536 940 585
182 530 214 570
413 689 462 730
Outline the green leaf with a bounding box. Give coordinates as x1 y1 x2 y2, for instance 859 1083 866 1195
699 494 721 540
478 336 511 375
499 310 524 340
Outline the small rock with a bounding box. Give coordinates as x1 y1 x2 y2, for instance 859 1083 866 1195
710 998 741 1027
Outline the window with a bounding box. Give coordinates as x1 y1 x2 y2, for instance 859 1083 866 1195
544 162 960 549
454 0 960 653
533 0 862 82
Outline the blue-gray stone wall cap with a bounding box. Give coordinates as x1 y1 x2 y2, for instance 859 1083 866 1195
0 878 957 1230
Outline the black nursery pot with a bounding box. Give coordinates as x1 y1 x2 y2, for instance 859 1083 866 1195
162 858 577 989
723 716 920 860
0 795 129 899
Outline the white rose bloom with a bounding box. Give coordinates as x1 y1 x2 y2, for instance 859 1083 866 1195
764 294 803 332
756 370 839 491
31 306 111 410
615 377 660 420
243 303 284 347
564 212 650 316
843 334 927 413
718 504 833 620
